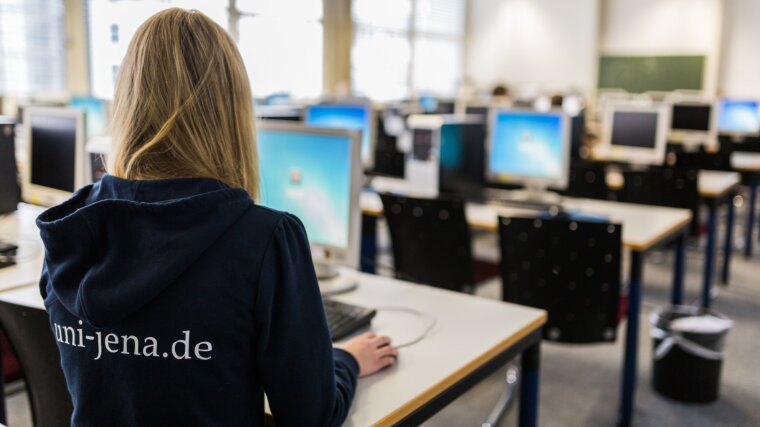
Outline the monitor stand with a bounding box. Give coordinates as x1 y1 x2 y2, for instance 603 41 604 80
505 184 562 205
486 184 563 210
315 263 358 296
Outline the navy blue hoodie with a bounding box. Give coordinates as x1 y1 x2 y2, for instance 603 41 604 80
37 175 359 427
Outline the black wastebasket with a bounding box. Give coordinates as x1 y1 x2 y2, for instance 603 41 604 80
650 305 732 403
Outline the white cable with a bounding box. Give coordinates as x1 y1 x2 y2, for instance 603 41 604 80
374 306 437 349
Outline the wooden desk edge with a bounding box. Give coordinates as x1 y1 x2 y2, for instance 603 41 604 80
623 213 692 252
370 312 547 427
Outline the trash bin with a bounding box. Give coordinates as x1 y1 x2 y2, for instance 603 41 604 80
650 305 733 403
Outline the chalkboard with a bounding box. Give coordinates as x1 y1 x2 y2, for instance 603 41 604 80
598 55 705 93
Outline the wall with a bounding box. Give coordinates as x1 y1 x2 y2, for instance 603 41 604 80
465 0 600 96
600 0 723 95
719 0 760 97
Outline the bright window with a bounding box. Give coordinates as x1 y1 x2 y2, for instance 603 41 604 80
87 0 227 99
351 0 465 101
0 0 66 97
237 0 324 99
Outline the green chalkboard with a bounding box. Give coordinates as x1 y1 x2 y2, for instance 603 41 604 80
598 55 705 93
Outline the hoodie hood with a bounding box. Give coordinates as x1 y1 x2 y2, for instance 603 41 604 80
37 175 253 327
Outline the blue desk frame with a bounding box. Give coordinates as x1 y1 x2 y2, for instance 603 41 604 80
616 227 689 427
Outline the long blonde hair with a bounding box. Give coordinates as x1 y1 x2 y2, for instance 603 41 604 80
110 8 259 200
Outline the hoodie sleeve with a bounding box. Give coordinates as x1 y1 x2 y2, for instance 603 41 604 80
254 214 359 427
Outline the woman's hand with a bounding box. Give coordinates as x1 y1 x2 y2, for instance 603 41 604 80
338 332 399 377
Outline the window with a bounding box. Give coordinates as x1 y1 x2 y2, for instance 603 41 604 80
0 0 66 97
87 0 323 100
351 0 465 101
236 0 324 99
87 0 228 99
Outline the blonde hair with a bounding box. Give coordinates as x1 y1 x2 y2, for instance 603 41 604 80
110 8 259 200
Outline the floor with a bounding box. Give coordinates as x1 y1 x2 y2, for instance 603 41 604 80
4 200 760 427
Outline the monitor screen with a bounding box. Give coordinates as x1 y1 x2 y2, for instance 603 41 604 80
488 111 566 181
611 111 659 148
305 105 371 165
70 97 107 138
671 104 711 132
30 114 78 193
718 99 760 134
257 128 353 249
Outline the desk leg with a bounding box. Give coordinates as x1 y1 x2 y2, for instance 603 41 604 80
672 234 686 305
746 182 757 258
360 214 377 274
703 204 718 308
519 341 541 427
617 251 644 427
721 195 735 285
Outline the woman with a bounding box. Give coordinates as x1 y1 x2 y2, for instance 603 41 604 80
37 8 397 426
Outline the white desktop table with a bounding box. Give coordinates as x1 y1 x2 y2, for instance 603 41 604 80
361 191 691 427
0 204 45 293
1 276 547 427
0 205 547 427
605 169 741 301
730 152 760 258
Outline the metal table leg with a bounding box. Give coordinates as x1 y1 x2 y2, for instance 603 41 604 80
703 204 718 308
672 233 686 305
722 195 735 285
617 251 644 427
519 341 541 427
746 182 757 257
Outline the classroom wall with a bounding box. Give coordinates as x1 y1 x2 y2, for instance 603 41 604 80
719 0 760 97
465 0 600 96
600 0 723 95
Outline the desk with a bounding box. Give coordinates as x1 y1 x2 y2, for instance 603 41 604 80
362 191 691 427
0 204 45 293
1 277 547 427
605 170 741 303
0 206 548 427
731 152 760 257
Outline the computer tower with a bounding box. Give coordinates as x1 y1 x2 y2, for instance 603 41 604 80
0 117 21 213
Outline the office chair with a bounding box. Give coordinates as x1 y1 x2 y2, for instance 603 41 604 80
621 166 700 236
498 216 622 343
562 161 610 201
380 194 480 292
0 300 73 427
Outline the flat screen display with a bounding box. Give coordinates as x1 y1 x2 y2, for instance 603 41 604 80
257 129 353 249
30 114 78 192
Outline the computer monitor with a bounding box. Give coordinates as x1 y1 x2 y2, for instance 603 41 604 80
486 109 570 192
670 102 716 143
304 104 374 169
22 107 86 207
601 103 670 166
69 97 108 138
717 98 760 136
0 117 20 214
438 119 486 199
257 121 362 293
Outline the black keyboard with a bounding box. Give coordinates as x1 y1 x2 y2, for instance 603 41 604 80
323 299 376 341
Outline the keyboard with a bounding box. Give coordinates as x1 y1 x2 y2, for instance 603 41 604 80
323 299 376 341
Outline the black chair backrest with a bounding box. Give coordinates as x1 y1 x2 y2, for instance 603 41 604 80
0 117 21 214
380 194 473 292
0 301 72 427
563 161 609 200
621 166 699 213
498 216 622 343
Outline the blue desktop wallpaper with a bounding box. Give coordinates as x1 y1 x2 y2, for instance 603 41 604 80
305 105 371 163
718 99 760 134
69 97 107 138
257 129 352 249
489 111 564 180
